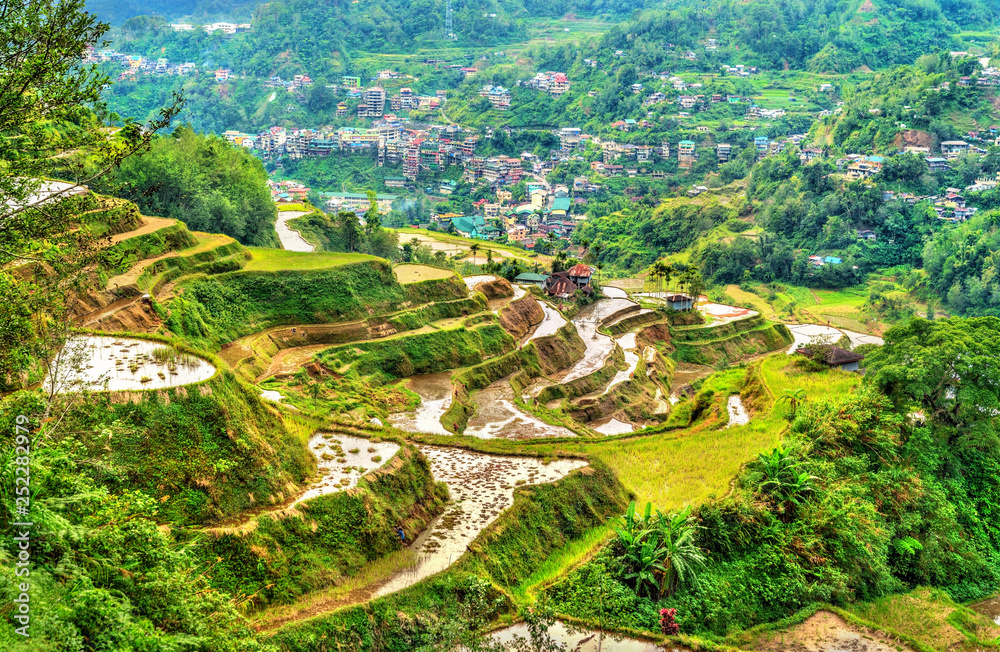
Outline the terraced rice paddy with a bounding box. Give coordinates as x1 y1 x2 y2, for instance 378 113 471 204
297 433 400 505
464 375 578 439
274 211 314 252
50 336 215 392
523 303 567 343
389 372 454 436
492 621 663 651
557 297 636 383
374 447 586 597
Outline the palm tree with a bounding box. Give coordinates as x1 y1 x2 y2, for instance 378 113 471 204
776 388 806 417
647 262 663 298
655 506 706 598
469 242 480 265
615 502 706 600
308 380 322 410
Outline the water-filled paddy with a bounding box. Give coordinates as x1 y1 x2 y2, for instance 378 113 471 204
375 447 586 596
296 433 400 506
49 335 215 392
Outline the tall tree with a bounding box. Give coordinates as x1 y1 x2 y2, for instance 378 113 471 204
0 0 180 387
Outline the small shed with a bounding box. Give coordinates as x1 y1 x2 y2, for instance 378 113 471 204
664 293 694 311
514 272 550 288
797 346 865 372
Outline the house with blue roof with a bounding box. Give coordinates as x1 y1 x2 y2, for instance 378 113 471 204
824 256 842 265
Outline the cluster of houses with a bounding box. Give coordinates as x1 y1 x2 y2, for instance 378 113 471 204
517 71 571 96
230 121 530 186
438 181 578 249
83 46 197 80
515 264 595 299
267 179 398 215
168 22 252 34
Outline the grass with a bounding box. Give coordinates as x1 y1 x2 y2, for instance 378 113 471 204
511 523 614 605
243 248 377 272
393 227 547 264
758 353 862 407
277 203 307 212
393 263 458 284
250 547 420 631
846 587 1000 651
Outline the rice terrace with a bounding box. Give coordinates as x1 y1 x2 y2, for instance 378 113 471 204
6 0 1000 650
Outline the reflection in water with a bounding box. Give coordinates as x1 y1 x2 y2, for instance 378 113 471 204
785 323 844 354
463 274 498 291
524 303 567 344
558 298 636 383
389 372 454 436
274 211 315 252
50 335 216 392
296 433 400 506
492 620 663 652
602 286 629 299
375 447 586 597
465 376 577 439
591 417 634 435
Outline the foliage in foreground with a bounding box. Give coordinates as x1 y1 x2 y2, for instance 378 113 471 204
548 366 1000 635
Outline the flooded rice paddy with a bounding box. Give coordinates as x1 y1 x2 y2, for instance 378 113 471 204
375 447 586 597
727 395 750 427
492 620 663 652
523 302 567 343
591 417 636 435
464 375 578 439
785 323 849 354
602 333 641 396
50 335 215 392
260 389 286 402
296 433 400 506
462 274 498 291
557 297 636 383
388 372 454 436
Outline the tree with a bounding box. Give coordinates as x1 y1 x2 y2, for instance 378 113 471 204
470 242 480 265
308 77 336 112
865 317 1000 445
776 388 807 417
363 191 382 236
339 211 363 251
614 501 706 600
0 0 180 388
308 380 322 409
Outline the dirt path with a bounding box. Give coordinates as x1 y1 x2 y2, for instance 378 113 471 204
106 250 178 289
77 294 142 326
753 611 914 652
274 211 315 252
257 344 331 381
109 216 176 244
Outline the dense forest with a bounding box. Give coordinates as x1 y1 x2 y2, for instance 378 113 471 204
94 127 279 247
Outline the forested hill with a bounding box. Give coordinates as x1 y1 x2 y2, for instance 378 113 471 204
598 0 995 73
102 0 653 73
102 0 1000 76
84 0 257 24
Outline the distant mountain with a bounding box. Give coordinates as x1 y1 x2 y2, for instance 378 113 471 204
85 0 257 25
87 0 647 28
